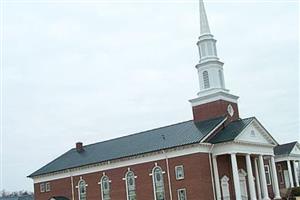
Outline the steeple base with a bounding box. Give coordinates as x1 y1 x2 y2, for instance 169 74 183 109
189 91 239 122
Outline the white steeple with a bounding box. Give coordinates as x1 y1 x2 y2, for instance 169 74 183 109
190 0 239 107
199 0 211 35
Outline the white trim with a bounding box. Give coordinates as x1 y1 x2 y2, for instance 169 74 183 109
189 90 238 106
77 178 87 200
151 165 166 200
212 141 274 156
124 169 137 200
175 165 184 180
277 164 284 184
275 155 300 162
200 117 227 143
32 144 211 183
177 188 187 200
264 165 271 186
45 182 51 192
40 182 45 193
235 119 278 146
99 174 111 200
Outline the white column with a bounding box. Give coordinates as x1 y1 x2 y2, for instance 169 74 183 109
258 155 269 200
230 153 242 200
293 160 299 187
212 155 221 200
270 156 281 199
287 160 294 188
246 154 257 200
254 158 262 200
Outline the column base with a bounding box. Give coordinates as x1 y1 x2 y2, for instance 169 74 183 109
262 198 270 200
274 196 281 200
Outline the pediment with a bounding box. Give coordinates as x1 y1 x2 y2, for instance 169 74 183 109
291 143 300 155
235 119 277 146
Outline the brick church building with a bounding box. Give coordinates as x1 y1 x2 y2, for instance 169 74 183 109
28 1 300 200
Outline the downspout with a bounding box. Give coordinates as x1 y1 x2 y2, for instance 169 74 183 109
163 150 173 200
69 170 75 200
209 144 216 200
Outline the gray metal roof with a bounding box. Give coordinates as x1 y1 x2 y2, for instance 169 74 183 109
29 116 225 177
208 117 254 144
274 141 298 156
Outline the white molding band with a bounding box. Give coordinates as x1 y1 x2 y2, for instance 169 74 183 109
189 90 239 107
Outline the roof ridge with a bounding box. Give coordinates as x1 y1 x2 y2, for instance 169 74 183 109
81 119 194 149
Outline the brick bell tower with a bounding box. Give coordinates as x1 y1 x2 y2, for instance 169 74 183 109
189 0 239 122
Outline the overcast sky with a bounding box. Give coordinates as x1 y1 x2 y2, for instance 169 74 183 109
1 0 299 192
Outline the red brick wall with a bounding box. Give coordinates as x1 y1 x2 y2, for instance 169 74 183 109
216 155 235 199
192 100 239 122
34 176 73 200
34 152 215 200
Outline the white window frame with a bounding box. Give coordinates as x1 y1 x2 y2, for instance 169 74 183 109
264 165 272 185
278 164 284 184
40 183 45 193
76 177 88 200
45 182 51 192
123 168 137 200
175 165 184 180
177 188 187 200
98 173 111 200
203 71 210 89
149 164 166 200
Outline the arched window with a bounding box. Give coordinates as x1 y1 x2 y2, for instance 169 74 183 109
100 175 111 200
152 166 165 200
203 71 210 89
125 171 136 200
218 70 224 88
77 179 87 200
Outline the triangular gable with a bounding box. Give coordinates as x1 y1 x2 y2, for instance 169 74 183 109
235 118 278 145
290 142 300 155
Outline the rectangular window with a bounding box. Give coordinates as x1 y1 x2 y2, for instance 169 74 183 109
175 165 184 180
45 182 51 192
278 164 284 184
264 165 271 185
40 183 45 193
177 188 187 200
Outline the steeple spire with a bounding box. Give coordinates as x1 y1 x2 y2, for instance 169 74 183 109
199 0 211 35
189 0 239 123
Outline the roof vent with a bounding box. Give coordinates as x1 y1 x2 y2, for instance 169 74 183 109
76 142 84 153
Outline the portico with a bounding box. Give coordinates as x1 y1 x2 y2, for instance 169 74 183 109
208 117 281 200
274 142 300 189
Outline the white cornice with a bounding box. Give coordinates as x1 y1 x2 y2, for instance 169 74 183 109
189 90 239 107
212 141 274 156
234 119 278 146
